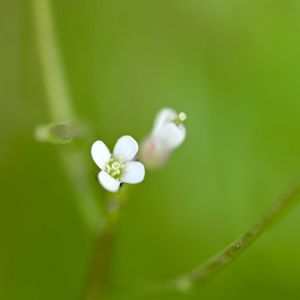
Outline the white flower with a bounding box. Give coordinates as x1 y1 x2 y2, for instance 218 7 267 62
91 135 145 193
140 108 187 169
152 108 186 150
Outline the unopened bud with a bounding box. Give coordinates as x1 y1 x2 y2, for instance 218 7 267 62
140 108 187 169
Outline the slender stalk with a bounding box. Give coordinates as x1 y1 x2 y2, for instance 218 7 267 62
85 187 129 300
139 179 300 294
32 0 101 231
32 2 120 299
85 211 117 300
32 0 73 122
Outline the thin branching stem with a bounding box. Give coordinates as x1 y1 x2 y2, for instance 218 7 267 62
32 0 101 231
32 2 125 299
137 179 300 295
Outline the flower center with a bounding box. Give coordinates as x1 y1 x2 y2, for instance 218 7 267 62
105 157 125 180
173 112 187 126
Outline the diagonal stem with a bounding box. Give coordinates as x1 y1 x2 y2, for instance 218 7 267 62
32 0 74 123
32 0 101 231
139 178 300 294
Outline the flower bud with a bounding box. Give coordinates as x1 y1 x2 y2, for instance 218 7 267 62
140 108 187 169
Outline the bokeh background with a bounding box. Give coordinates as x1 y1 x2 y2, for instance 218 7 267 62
1 0 300 299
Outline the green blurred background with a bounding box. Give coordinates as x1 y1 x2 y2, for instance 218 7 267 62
2 0 300 299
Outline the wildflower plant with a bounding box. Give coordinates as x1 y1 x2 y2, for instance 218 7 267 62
32 1 300 299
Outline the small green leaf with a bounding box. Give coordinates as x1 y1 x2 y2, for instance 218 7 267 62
34 122 86 144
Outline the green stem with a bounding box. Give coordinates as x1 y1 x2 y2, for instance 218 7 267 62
32 0 73 122
85 213 117 300
85 188 129 300
32 0 101 231
141 179 300 294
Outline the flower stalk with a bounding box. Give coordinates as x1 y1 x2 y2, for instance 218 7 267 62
85 187 130 300
32 0 101 231
139 178 300 295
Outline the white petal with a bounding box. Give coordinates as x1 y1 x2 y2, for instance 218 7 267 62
113 135 139 162
152 108 177 135
91 140 111 169
154 123 186 150
121 161 145 184
98 171 120 193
